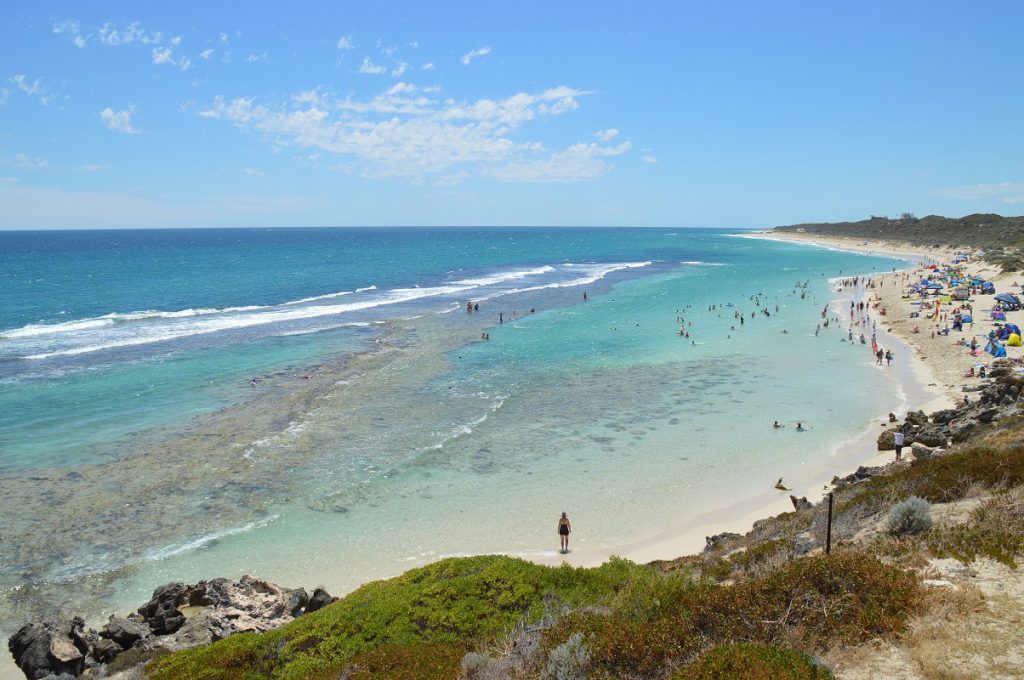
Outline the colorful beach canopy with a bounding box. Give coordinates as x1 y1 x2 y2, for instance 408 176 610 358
995 292 1022 305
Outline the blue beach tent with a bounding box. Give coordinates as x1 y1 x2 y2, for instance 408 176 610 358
983 282 996 294
986 339 1008 357
995 292 1022 306
1008 323 1022 335
961 314 973 323
924 282 944 290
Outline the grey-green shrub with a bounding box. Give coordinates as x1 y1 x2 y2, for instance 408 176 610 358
460 651 492 677
887 496 933 536
543 633 591 680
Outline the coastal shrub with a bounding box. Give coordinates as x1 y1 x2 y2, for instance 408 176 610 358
342 642 467 679
691 552 920 648
727 538 790 572
676 643 834 679
926 490 1024 566
147 555 644 680
608 565 697 621
542 633 591 680
887 496 933 536
460 651 493 677
544 609 699 678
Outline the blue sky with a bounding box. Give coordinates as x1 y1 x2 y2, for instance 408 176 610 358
1 1 1022 229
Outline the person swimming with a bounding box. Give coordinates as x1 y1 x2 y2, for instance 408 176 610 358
773 421 784 428
796 422 806 431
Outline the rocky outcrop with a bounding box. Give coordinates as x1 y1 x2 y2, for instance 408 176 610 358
8 576 336 679
704 532 742 553
909 424 948 447
877 428 898 450
790 495 813 512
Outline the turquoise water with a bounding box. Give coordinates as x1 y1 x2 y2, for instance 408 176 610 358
0 228 907 633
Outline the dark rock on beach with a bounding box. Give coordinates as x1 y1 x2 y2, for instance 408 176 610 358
8 576 336 679
909 424 948 448
790 495 813 512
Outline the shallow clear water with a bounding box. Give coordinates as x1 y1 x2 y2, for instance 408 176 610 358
0 228 907 632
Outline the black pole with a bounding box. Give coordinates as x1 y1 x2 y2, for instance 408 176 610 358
826 492 834 555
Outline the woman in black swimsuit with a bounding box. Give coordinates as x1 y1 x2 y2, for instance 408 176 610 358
558 512 571 553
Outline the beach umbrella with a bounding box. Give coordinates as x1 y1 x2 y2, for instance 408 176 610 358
995 292 1022 305
924 282 944 290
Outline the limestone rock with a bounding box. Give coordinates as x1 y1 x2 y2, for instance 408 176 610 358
137 582 188 635
790 495 813 512
100 615 150 648
703 532 742 553
8 620 87 680
877 428 897 450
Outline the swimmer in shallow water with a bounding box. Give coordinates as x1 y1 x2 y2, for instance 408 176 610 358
773 421 784 428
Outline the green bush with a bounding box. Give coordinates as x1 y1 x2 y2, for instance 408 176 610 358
342 642 467 680
676 643 834 679
147 555 648 680
887 496 933 536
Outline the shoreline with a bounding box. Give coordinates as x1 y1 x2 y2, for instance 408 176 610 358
548 231 955 568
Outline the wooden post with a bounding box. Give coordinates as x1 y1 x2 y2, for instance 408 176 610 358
826 492 834 555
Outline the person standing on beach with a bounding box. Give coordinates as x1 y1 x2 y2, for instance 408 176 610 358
894 431 905 461
557 512 572 553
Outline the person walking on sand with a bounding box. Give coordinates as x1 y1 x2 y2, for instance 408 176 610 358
557 512 572 553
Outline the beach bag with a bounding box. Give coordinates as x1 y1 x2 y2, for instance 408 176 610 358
1009 333 1022 347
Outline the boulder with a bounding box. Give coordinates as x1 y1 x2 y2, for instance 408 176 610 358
949 417 980 443
790 495 813 512
92 638 124 664
101 615 150 648
929 408 959 425
976 407 1000 424
906 410 929 425
8 621 87 680
910 442 934 460
910 425 948 448
137 582 188 635
877 428 898 450
285 588 309 617
703 532 742 553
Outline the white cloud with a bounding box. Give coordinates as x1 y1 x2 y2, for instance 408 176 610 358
407 41 419 48
358 57 387 74
152 46 191 70
77 164 113 173
9 75 61 107
461 46 492 65
337 35 355 50
99 21 163 46
391 62 409 77
52 20 87 48
198 83 625 183
642 155 657 164
247 52 268 63
242 167 266 178
98 106 140 134
594 129 619 142
12 153 49 169
199 48 215 59
932 183 1024 205
220 32 230 44
420 62 435 71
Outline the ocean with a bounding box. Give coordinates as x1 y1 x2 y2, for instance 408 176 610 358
0 227 908 635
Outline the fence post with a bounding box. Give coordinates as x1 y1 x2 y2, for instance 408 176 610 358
826 492 834 554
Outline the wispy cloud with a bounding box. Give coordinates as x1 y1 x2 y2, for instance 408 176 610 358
420 62 435 71
199 83 626 183
932 182 1024 205
199 48 215 59
358 57 387 74
337 35 355 50
461 46 492 65
98 106 140 134
642 155 657 164
152 46 192 70
246 52 268 63
242 167 266 178
52 19 87 48
9 75 62 107
98 21 164 46
594 129 619 142
391 62 409 77
2 153 49 169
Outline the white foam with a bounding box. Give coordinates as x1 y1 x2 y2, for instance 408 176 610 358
143 515 279 561
454 266 555 286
